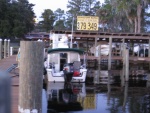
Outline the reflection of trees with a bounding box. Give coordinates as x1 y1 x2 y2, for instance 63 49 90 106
106 87 150 113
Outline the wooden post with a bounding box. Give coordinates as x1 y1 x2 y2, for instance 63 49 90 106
123 82 128 110
138 44 140 57
95 37 97 57
148 39 150 58
107 70 111 105
4 39 7 58
108 37 112 70
10 47 13 56
18 41 44 113
149 39 150 69
7 39 10 57
132 43 134 56
97 45 101 84
125 49 129 81
121 38 125 57
0 39 2 60
144 44 145 57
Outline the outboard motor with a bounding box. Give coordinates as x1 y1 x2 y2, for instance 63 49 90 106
63 63 74 82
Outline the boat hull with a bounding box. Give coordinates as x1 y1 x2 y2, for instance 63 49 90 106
47 69 87 82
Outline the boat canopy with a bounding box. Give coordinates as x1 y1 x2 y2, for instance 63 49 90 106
48 48 84 54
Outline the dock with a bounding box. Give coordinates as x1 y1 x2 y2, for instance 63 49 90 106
0 56 19 113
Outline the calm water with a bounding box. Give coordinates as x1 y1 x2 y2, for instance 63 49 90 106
45 63 150 113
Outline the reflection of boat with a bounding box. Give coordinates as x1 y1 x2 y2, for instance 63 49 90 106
47 82 86 112
46 34 87 82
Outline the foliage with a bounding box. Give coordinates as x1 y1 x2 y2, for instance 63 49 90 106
40 9 55 32
0 0 35 39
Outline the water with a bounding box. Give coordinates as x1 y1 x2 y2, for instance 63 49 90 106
44 63 150 113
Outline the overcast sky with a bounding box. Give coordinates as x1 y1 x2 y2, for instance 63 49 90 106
28 0 104 19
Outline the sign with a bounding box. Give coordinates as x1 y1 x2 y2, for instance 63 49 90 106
77 16 99 31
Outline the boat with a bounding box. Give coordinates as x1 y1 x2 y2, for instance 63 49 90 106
46 82 86 112
45 34 87 82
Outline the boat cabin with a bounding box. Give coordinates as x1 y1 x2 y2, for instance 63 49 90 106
47 48 84 72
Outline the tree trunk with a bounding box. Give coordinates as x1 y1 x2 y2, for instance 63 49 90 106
137 4 142 33
134 17 138 33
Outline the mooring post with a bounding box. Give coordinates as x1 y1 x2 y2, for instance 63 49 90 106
95 37 97 57
148 39 150 69
0 39 2 60
7 39 10 57
18 41 44 113
108 37 112 70
123 82 128 110
132 43 134 56
138 44 140 57
10 47 13 56
144 45 145 57
97 44 101 84
4 39 7 58
121 38 125 57
125 49 129 81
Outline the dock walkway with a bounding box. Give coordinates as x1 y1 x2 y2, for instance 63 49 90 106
0 56 19 113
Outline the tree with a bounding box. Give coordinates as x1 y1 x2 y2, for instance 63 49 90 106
53 8 66 30
66 0 100 30
40 9 55 32
0 0 35 38
109 0 150 33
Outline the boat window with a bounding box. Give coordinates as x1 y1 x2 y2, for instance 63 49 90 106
49 53 59 64
70 52 79 62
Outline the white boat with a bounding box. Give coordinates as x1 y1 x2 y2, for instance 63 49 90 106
46 82 86 112
45 34 87 82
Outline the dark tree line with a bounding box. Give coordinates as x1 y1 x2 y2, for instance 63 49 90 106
0 0 35 39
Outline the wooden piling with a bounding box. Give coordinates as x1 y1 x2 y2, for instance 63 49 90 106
125 49 129 81
4 39 7 58
7 39 10 57
10 47 13 56
0 39 2 60
123 82 128 110
97 45 101 84
18 41 44 113
148 39 150 70
108 37 112 70
95 37 97 57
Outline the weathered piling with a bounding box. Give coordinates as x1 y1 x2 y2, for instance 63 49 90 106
95 37 97 57
7 39 10 57
0 39 2 60
10 47 13 56
97 45 101 84
4 39 7 58
123 82 128 110
108 37 112 70
125 49 129 81
18 41 44 113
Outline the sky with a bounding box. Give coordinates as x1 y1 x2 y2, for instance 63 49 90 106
28 0 104 20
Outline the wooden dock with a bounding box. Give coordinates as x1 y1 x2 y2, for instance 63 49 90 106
81 55 150 61
0 55 19 113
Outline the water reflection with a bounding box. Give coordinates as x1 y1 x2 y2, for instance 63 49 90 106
45 62 150 113
47 82 85 112
46 80 150 113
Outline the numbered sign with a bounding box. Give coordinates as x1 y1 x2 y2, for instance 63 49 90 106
77 16 99 31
